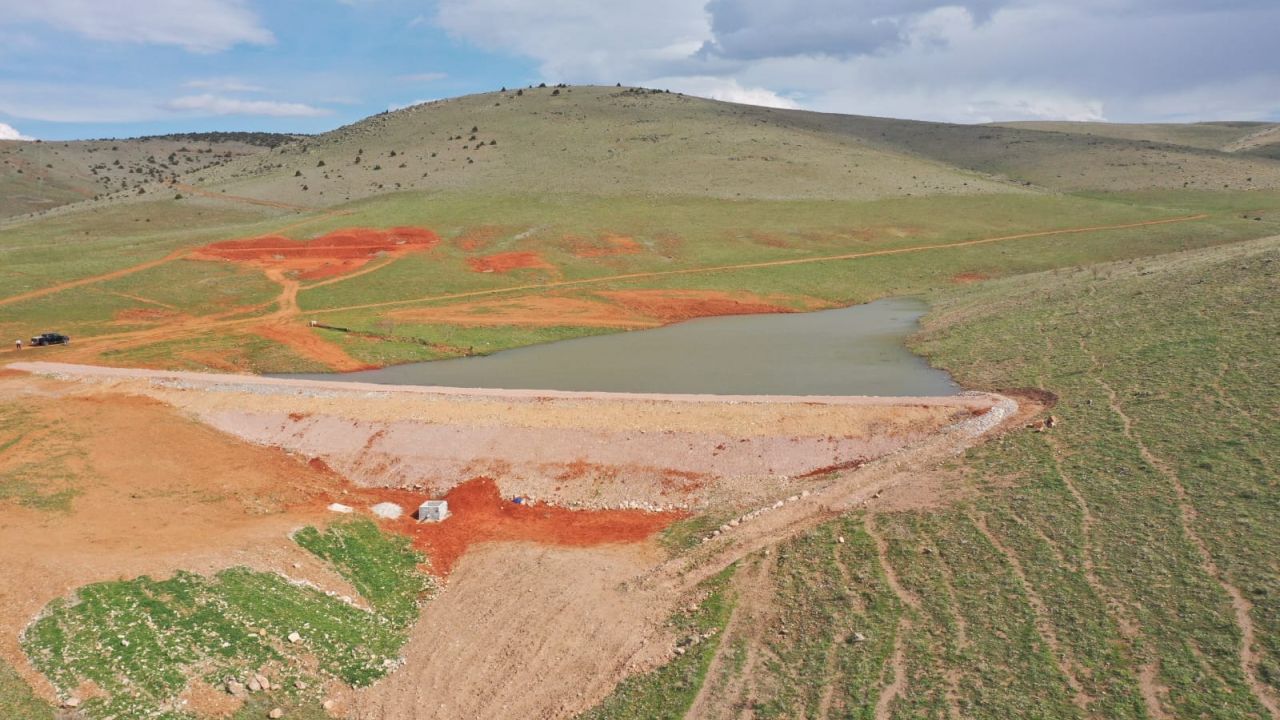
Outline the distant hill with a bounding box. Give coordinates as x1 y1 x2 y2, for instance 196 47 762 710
0 133 295 220
7 87 1280 218
186 86 1280 208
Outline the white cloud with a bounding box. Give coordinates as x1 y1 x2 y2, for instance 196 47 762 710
163 94 330 117
431 0 1280 122
0 81 160 122
0 0 273 53
651 76 798 109
0 122 33 141
183 77 266 93
435 0 710 82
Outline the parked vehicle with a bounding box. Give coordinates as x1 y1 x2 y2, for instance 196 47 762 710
30 333 70 346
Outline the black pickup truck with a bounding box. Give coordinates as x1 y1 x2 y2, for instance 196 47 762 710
30 333 70 346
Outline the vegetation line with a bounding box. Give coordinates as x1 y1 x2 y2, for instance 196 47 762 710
303 213 1211 314
1080 335 1280 719
970 512 1091 711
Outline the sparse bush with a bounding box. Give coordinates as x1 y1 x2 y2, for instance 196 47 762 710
317 159 326 167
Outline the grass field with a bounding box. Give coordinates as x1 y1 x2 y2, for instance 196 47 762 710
21 519 432 720
573 234 1279 719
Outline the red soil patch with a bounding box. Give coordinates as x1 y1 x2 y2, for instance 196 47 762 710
951 272 990 284
196 226 440 280
337 478 683 576
599 289 795 323
571 234 643 258
454 225 509 253
248 324 375 372
389 295 657 329
467 251 555 274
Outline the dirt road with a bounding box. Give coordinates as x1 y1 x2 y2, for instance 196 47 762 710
304 213 1211 315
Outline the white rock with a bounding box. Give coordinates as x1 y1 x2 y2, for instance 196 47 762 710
327 503 354 514
371 502 403 519
322 700 336 711
288 631 302 644
269 709 285 719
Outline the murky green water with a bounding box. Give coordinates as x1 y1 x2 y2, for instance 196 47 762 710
282 297 960 396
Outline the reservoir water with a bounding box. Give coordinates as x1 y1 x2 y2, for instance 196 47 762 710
282 297 960 396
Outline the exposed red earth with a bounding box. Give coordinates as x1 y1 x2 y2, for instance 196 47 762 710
195 226 440 280
466 250 556 273
316 477 685 576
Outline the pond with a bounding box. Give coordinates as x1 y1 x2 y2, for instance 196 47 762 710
281 297 961 396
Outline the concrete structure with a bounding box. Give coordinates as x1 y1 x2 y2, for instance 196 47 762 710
418 500 449 523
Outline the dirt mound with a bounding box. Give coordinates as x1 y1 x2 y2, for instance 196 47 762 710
599 289 797 323
197 226 440 280
328 478 683 576
466 251 555 274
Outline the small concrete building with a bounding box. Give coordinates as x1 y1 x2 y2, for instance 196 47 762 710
418 500 449 523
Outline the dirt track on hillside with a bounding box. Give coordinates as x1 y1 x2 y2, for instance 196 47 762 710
306 213 1211 315
2 212 1210 373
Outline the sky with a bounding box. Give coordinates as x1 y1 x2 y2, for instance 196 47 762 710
1 0 1278 141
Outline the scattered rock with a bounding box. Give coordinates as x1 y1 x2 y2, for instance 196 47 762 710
326 502 354 514
837 536 846 544
322 700 336 711
247 677 261 693
294 680 307 690
288 631 302 644
63 697 80 708
851 632 867 643
226 679 246 696
268 709 284 719
255 674 271 691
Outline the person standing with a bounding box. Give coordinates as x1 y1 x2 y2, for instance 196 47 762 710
14 339 21 351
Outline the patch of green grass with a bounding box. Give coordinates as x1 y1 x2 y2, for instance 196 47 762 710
894 235 1280 718
578 564 737 720
0 660 53 720
22 519 431 720
659 510 741 554
749 517 905 719
0 404 85 512
292 518 433 627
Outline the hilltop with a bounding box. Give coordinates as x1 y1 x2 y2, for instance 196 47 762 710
11 86 1280 223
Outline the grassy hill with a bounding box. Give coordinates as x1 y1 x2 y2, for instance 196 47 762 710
991 120 1278 151
0 132 292 220
1 88 1279 720
176 87 1280 210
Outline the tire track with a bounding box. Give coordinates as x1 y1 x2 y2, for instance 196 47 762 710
866 514 918 720
970 512 1091 711
1080 336 1279 719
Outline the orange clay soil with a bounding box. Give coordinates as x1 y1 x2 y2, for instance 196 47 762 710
195 226 440 280
388 294 659 329
453 225 513 252
570 233 644 258
951 272 991 283
320 477 684 576
599 289 805 323
466 251 556 274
